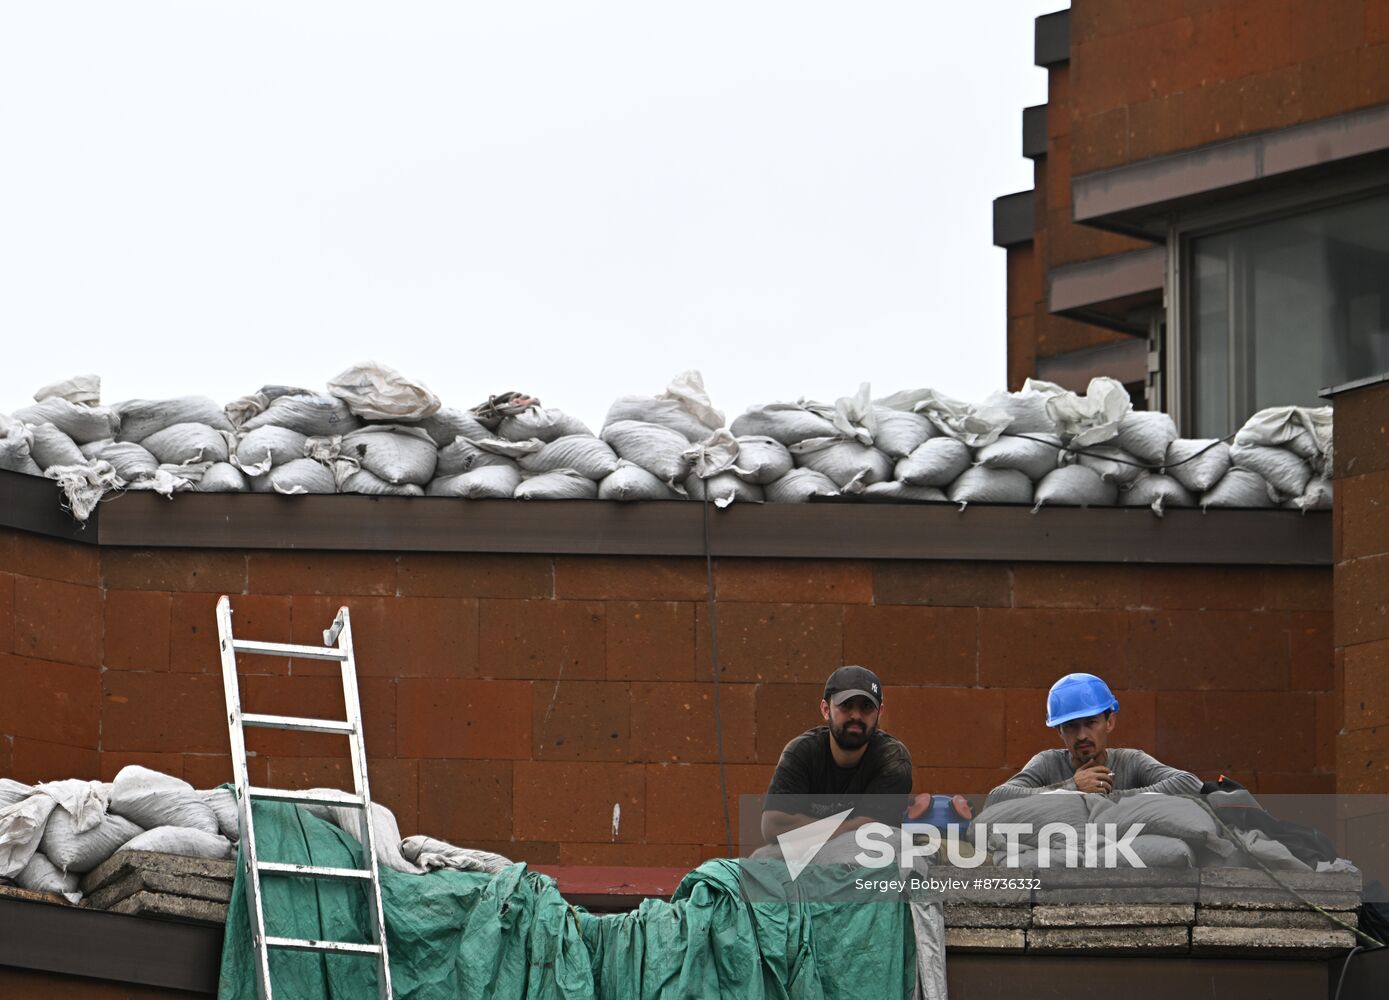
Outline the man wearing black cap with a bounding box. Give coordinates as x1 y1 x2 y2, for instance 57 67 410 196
760 665 914 841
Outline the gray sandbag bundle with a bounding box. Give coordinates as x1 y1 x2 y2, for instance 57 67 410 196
434 436 532 477
426 464 521 499
860 481 947 501
868 408 935 458
1230 442 1312 500
789 436 892 489
251 457 337 495
684 471 763 504
727 436 793 484
519 435 620 480
729 402 837 445
41 810 143 874
1033 464 1119 509
417 408 494 448
108 766 219 835
242 393 362 437
141 422 231 465
0 422 41 475
326 361 441 422
601 420 693 486
11 397 119 444
1074 444 1144 486
1165 439 1231 493
340 425 438 485
337 467 424 496
1200 468 1276 509
602 462 683 501
1288 477 1332 512
604 370 725 443
764 467 839 503
198 462 250 492
1115 411 1178 466
234 426 309 475
115 397 233 442
28 423 86 469
974 433 1062 481
1122 472 1195 514
514 468 600 500
895 437 972 487
498 407 592 443
948 466 1033 505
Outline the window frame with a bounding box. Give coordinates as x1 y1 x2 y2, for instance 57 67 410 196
1164 172 1389 436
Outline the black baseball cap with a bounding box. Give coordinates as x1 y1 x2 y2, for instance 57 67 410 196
824 666 883 709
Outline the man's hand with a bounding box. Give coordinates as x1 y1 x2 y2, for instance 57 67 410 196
1073 759 1114 794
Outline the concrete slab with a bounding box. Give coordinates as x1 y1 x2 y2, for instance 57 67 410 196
1036 886 1199 905
944 927 1026 952
943 904 1032 929
1199 868 1361 892
1032 904 1195 928
1191 926 1358 957
86 869 233 912
1037 868 1199 889
80 850 236 897
1026 926 1191 954
1200 888 1361 910
1197 907 1359 930
106 891 229 926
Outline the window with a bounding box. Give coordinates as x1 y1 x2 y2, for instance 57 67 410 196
1177 190 1389 437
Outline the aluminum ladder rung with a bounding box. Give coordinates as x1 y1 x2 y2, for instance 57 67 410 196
242 713 356 735
264 936 382 956
247 786 365 809
231 639 348 662
257 861 372 881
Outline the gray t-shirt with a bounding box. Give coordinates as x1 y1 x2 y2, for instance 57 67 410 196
985 748 1201 807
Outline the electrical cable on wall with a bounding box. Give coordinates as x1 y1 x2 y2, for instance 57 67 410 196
701 493 735 857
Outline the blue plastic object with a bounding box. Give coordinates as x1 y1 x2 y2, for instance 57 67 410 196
1045 673 1119 727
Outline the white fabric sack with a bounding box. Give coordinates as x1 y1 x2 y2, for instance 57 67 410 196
251 458 337 495
223 392 268 429
242 393 362 437
1235 405 1332 470
35 779 109 832
16 851 80 902
341 425 438 485
109 766 219 834
824 384 876 446
0 794 57 879
729 402 837 445
124 462 209 497
27 423 85 469
981 380 1065 434
0 780 33 809
326 361 441 421
11 398 119 444
401 835 513 875
948 467 1033 505
869 408 935 458
41 812 142 874
47 461 121 519
197 462 248 493
200 788 240 843
435 437 521 477
304 799 421 874
684 429 742 479
1230 442 1312 499
1116 411 1178 465
764 468 839 503
34 374 100 407
514 469 600 500
895 437 972 487
338 468 425 496
974 433 1062 480
684 471 762 504
426 464 522 499
1165 439 1232 493
78 438 114 461
601 420 693 484
605 371 724 442
93 441 159 481
599 462 681 501
1122 473 1195 514
790 437 892 488
1074 445 1144 485
417 408 494 448
0 424 42 475
860 481 947 502
1045 377 1131 446
731 436 793 484
1033 465 1119 509
140 422 230 465
498 408 592 443
878 388 1012 447
1288 477 1333 512
234 426 309 474
115 397 233 442
1201 468 1276 509
519 435 620 479
121 826 234 860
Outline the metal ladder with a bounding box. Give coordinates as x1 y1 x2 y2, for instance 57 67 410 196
216 595 393 1000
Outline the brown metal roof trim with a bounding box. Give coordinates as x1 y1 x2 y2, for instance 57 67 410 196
0 470 1331 565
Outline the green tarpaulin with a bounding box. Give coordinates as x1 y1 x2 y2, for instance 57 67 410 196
218 802 919 999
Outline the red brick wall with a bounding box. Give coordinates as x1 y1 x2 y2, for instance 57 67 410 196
1334 379 1389 792
0 530 1334 865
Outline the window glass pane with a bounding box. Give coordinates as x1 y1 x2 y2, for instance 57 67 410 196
1188 192 1389 437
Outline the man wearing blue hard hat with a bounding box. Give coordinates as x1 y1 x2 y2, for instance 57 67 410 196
986 672 1200 806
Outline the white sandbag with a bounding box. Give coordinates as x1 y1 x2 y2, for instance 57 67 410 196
33 374 100 406
223 392 267 429
1074 444 1144 485
601 420 693 484
684 429 741 479
435 437 521 477
78 438 114 461
1116 411 1178 465
338 468 425 496
121 826 234 860
824 384 876 446
729 402 837 446
0 780 32 809
326 361 441 421
16 852 80 901
197 462 249 492
115 397 233 442
1122 472 1195 514
234 426 309 474
981 379 1065 434
877 387 1013 447
895 437 972 486
1288 477 1333 512
11 397 119 444
731 436 794 484
400 835 513 875
140 422 230 465
200 788 240 843
684 471 762 504
869 408 935 458
251 458 337 495
605 370 724 442
1165 439 1232 493
93 441 159 481
789 437 893 488
860 481 948 501
341 425 438 485
514 469 600 500
599 462 681 501
948 466 1034 505
426 464 522 499
0 424 42 475
417 408 494 448
1032 464 1119 509
27 423 85 469
242 393 362 437
304 800 420 874
109 766 219 835
519 435 620 479
41 812 143 874
1045 377 1131 446
1235 405 1332 467
124 462 209 497
764 468 839 503
47 461 120 519
974 433 1063 481
1200 468 1276 509
498 407 592 443
1230 442 1312 499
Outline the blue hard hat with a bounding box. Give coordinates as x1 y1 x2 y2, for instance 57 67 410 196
1045 673 1119 727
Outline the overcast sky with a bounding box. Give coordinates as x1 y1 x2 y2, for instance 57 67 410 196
0 2 1062 429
